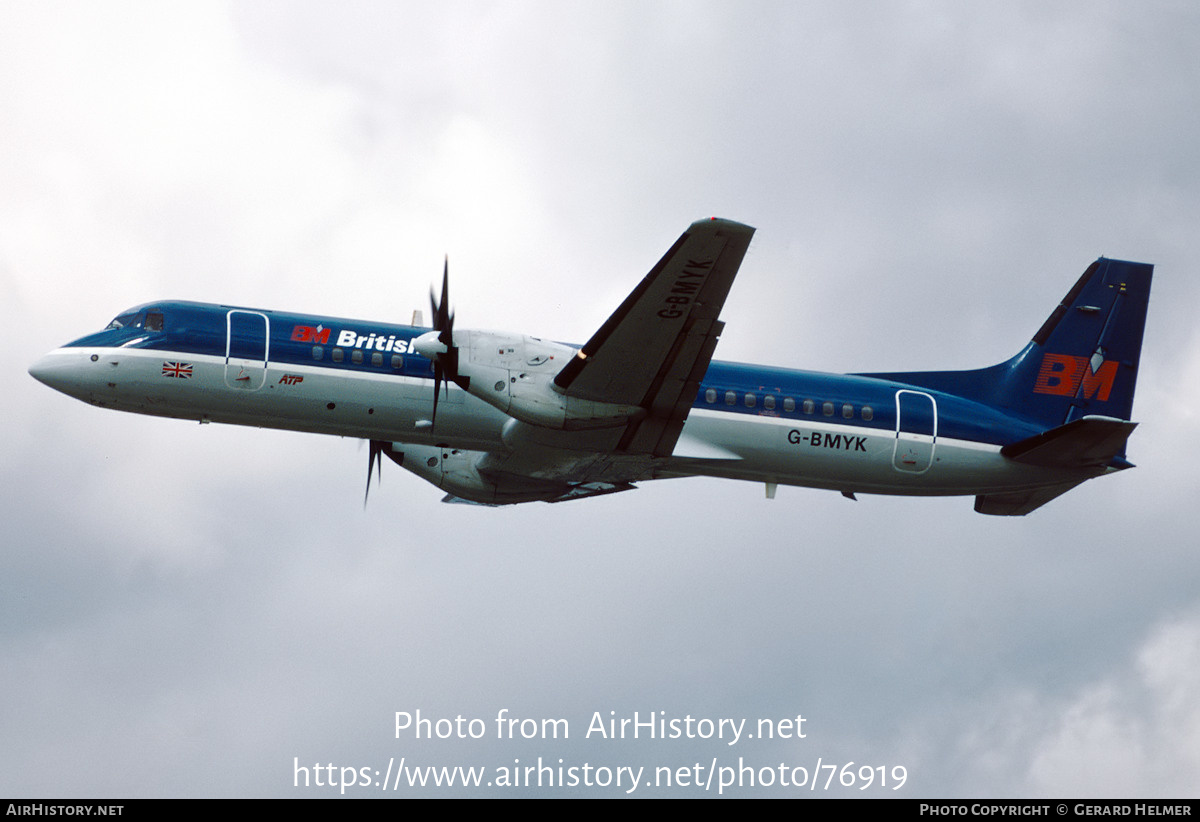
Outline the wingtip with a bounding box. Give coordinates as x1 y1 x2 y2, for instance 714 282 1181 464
691 216 755 233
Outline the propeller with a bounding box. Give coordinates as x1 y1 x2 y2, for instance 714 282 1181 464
412 256 471 430
364 257 459 503
425 256 468 430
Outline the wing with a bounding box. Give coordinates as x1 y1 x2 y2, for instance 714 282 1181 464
552 217 755 456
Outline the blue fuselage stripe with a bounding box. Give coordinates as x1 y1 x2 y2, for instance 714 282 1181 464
65 300 1043 447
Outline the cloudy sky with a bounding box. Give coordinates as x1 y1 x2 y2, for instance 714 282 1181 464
3 0 1200 798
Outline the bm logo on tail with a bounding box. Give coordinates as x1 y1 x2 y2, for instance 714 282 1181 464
1033 353 1118 401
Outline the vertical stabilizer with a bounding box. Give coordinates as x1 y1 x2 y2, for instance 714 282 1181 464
862 257 1153 430
1015 257 1153 425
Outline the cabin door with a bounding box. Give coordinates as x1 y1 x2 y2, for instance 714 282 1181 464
225 310 270 390
893 389 937 473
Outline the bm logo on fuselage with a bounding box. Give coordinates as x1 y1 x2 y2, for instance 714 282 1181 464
1033 353 1118 401
291 325 331 344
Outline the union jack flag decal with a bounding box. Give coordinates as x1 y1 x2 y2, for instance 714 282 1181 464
161 361 193 379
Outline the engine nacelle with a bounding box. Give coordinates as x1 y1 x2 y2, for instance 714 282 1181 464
416 329 644 430
395 442 568 505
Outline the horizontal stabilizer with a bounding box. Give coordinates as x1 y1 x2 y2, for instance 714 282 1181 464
974 481 1085 516
1000 415 1137 469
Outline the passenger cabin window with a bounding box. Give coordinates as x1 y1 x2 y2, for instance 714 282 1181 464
725 391 736 406
371 352 383 367
803 399 815 414
705 388 717 403
783 397 796 412
391 355 404 369
842 403 854 419
332 348 344 363
763 395 776 410
744 393 756 408
351 350 364 365
312 346 324 361
822 401 834 417
862 406 874 421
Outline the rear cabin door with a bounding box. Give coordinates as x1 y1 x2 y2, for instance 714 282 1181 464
893 389 937 473
225 310 270 390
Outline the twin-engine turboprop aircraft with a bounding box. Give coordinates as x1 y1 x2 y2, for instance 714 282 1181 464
29 218 1153 514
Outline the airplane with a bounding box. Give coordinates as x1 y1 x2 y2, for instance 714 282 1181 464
28 218 1153 515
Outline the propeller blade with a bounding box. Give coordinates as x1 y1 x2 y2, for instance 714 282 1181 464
431 361 442 429
428 255 456 431
364 439 384 507
437 256 453 345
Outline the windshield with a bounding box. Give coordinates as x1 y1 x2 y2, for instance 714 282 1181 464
106 312 140 330
104 309 165 333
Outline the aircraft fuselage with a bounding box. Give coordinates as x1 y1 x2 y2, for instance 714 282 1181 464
28 219 1152 513
28 300 1099 504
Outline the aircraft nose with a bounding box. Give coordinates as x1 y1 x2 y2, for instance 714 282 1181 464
28 352 59 387
28 349 88 397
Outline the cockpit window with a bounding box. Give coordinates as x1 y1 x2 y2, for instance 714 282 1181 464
144 312 164 332
106 313 139 330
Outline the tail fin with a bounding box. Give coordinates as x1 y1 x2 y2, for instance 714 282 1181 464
862 257 1153 429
